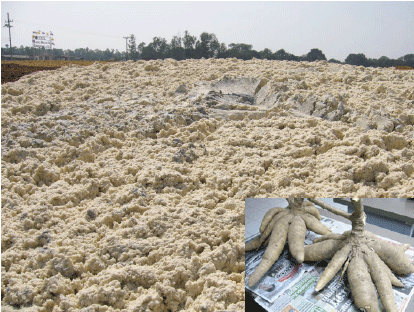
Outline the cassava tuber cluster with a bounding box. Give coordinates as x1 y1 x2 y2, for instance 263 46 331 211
305 198 414 312
247 198 414 312
246 198 331 287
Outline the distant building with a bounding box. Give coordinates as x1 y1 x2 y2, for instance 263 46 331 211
52 55 80 61
34 52 82 61
34 52 55 60
34 52 51 60
1 52 83 61
1 54 33 60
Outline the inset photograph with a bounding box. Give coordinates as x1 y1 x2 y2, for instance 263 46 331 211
245 198 414 312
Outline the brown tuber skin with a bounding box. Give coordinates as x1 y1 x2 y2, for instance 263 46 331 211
306 198 413 312
247 198 331 287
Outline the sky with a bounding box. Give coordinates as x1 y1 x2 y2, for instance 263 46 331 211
1 1 413 62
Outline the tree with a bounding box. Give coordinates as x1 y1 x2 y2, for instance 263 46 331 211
274 49 288 60
52 48 64 57
228 43 253 52
306 48 327 62
377 56 392 68
170 35 181 49
92 49 102 61
170 35 185 60
328 58 342 64
24 46 33 56
8 35 409 65
259 48 273 60
16 45 25 55
137 42 146 56
195 32 220 59
103 48 114 60
113 49 125 61
226 43 258 60
402 54 414 68
128 34 139 60
183 30 196 58
148 37 169 59
345 53 368 66
216 43 228 59
138 37 169 59
139 44 155 59
273 49 298 61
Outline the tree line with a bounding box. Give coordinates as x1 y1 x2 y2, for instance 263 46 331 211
2 30 413 68
1 45 126 61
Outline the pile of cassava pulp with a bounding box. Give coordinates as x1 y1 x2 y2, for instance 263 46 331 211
1 58 414 311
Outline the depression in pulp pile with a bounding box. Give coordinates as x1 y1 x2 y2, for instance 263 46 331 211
1 58 414 311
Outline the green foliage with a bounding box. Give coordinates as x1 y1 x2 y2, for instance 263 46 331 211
229 43 253 52
139 37 169 60
345 53 368 66
328 58 342 64
343 52 414 68
170 35 185 60
259 48 273 60
128 34 139 60
306 48 327 62
149 37 170 59
273 49 298 61
216 43 228 58
3 31 412 68
195 32 220 59
402 54 414 68
225 43 259 60
183 30 197 59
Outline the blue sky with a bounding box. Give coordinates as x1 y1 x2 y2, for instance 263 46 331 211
2 1 413 61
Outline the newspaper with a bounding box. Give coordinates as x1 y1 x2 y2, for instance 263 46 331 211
246 217 414 312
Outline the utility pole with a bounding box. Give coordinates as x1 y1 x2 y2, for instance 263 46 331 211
123 36 130 61
3 13 13 60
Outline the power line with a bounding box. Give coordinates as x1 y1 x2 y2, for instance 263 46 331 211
3 12 13 59
13 19 124 39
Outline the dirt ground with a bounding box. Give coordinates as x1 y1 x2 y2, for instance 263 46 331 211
1 63 56 84
1 60 110 84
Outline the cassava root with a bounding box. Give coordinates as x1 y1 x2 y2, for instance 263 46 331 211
306 198 413 312
247 198 331 287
